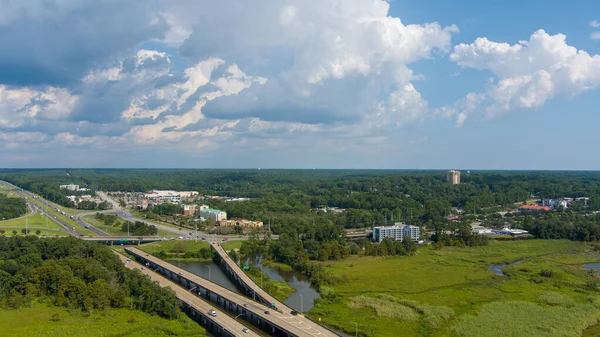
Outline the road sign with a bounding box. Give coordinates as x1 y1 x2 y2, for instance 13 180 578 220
243 265 249 271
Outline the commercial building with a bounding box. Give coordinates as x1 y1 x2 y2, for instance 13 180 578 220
60 184 80 191
519 205 551 212
199 208 227 222
373 223 420 243
219 219 263 228
446 170 461 185
182 204 197 216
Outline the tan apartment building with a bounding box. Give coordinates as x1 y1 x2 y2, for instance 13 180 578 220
447 170 461 184
219 219 263 228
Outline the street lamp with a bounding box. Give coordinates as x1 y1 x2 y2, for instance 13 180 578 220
235 313 243 321
351 322 358 337
205 266 211 281
299 294 303 314
189 286 197 293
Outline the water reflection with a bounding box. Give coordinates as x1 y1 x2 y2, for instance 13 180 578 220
166 259 239 293
488 259 524 276
245 256 321 312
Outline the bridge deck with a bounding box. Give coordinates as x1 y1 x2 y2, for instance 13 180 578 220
209 241 338 336
125 247 335 337
114 251 261 337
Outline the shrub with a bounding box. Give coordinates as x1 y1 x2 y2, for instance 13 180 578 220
538 292 574 308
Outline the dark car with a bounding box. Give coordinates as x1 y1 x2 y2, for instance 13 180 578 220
291 310 298 315
264 310 270 315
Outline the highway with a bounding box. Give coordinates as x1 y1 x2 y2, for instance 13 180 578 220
114 251 261 337
210 242 338 336
125 247 336 337
6 184 109 237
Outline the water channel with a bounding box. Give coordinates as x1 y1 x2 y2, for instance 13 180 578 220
488 259 524 276
169 257 321 312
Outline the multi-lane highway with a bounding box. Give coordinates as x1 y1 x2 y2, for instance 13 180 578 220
15 188 109 236
114 250 261 337
209 241 338 336
125 247 336 337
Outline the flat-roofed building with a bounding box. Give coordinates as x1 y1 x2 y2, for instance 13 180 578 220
373 223 420 242
199 208 227 222
220 219 263 228
446 170 461 184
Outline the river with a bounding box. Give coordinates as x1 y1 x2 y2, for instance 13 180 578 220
169 257 321 312
488 259 524 276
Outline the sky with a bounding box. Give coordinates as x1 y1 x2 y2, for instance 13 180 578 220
1 0 600 169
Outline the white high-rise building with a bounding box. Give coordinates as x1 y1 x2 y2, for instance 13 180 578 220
373 223 420 242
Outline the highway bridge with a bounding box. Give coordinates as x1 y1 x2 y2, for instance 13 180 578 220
114 251 261 337
125 247 336 337
209 242 340 336
83 236 163 244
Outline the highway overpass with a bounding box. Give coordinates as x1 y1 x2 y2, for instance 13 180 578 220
125 247 336 337
209 242 340 336
115 251 261 337
83 236 163 244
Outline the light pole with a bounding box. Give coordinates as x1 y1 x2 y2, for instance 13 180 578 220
205 266 211 281
235 313 242 321
299 294 303 314
351 322 358 337
189 286 197 293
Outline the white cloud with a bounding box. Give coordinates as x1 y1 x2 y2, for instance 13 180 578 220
590 20 600 28
591 32 600 40
445 29 600 125
174 0 457 125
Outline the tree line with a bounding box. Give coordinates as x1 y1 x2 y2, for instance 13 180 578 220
0 236 181 318
0 194 27 220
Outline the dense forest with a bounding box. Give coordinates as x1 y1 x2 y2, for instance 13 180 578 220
0 236 181 318
0 194 26 220
3 169 600 243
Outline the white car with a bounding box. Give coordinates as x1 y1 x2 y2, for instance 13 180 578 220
242 328 249 333
208 309 217 317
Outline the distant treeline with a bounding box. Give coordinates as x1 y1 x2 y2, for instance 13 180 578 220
0 236 180 318
3 169 600 243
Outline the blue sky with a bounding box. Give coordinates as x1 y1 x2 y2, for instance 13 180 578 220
1 0 600 169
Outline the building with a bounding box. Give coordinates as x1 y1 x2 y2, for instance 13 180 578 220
182 204 197 216
446 170 461 185
542 197 590 209
500 228 529 236
219 219 263 228
373 223 420 243
519 205 551 212
199 208 227 222
60 184 80 191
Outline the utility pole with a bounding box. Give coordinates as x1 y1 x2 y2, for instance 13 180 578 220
25 198 28 234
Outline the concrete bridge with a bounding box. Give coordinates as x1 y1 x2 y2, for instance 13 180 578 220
125 246 335 337
114 251 260 337
208 241 340 337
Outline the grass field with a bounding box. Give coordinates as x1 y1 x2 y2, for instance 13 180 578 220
221 240 243 251
0 303 206 337
0 211 69 237
27 198 97 236
309 240 600 337
138 240 210 256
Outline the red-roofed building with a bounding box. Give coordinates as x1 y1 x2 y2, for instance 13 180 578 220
518 205 551 212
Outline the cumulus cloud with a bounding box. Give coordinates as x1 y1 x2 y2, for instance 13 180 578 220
174 0 457 125
0 0 167 86
444 29 600 125
590 20 600 28
0 0 458 164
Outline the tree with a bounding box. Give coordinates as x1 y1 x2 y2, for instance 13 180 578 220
35 230 41 236
12 230 17 236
